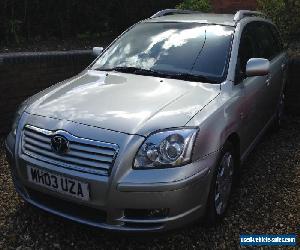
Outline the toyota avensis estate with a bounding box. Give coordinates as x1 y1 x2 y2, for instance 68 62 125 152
5 10 288 231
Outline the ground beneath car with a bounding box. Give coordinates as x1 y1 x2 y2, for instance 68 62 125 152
0 116 299 249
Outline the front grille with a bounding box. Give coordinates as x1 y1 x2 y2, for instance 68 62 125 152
22 125 118 175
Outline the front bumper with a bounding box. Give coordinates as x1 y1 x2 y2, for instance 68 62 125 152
5 114 219 232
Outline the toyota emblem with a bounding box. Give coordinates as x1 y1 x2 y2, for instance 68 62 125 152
51 135 69 154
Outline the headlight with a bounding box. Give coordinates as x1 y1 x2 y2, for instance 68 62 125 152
134 128 198 169
11 112 21 136
11 100 28 136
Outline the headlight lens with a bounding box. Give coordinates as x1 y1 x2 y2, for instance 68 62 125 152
134 128 198 169
11 100 28 136
11 112 21 136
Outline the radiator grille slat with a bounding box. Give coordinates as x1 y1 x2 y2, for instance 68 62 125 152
24 130 51 143
69 143 116 157
22 125 118 176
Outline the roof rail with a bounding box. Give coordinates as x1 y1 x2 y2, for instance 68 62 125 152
150 9 201 19
234 10 266 22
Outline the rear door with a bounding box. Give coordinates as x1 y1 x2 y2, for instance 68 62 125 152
267 23 288 116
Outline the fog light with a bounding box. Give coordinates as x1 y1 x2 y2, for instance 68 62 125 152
124 208 169 219
148 208 169 218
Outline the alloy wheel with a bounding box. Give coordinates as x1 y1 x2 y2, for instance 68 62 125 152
214 152 234 215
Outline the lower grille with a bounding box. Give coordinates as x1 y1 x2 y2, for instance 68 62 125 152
27 188 107 223
22 125 119 175
124 209 169 219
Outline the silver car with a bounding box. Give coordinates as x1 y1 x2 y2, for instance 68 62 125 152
5 10 288 231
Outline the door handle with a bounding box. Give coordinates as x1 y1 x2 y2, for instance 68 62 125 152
265 75 272 86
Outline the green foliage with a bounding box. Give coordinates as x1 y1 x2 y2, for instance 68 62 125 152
257 0 300 42
8 19 22 44
176 0 212 12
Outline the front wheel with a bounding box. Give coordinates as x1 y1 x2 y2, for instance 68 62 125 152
204 142 236 225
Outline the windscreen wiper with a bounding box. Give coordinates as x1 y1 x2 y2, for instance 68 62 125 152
169 72 217 83
95 66 168 77
95 66 146 73
95 67 217 83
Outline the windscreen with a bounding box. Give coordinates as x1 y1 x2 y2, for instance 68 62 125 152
92 22 234 83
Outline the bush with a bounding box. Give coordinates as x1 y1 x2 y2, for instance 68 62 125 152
176 0 212 12
257 0 300 42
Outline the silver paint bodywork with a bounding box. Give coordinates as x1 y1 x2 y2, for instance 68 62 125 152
92 47 104 57
246 58 270 77
5 14 288 231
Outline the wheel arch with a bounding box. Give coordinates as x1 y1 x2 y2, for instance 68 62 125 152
225 132 241 162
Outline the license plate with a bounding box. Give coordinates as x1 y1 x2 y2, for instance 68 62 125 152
27 166 90 201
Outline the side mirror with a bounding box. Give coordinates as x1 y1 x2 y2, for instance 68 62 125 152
246 58 270 77
92 47 104 57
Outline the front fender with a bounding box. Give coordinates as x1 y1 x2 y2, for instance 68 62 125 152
186 92 242 162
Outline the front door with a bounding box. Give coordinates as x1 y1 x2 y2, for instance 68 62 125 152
235 23 270 153
253 22 286 121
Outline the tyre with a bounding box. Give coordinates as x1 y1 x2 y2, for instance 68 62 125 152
204 142 236 225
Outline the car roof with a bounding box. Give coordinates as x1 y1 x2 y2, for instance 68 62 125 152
144 10 272 27
145 13 237 27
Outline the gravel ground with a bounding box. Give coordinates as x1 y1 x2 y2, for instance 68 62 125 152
0 116 299 250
